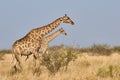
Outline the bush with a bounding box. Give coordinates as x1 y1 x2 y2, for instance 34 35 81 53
97 65 120 78
42 45 78 74
113 46 120 52
89 44 112 55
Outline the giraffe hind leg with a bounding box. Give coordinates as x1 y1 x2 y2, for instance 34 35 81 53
12 55 17 72
13 54 23 72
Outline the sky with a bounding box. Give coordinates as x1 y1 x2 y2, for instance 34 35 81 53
0 0 120 49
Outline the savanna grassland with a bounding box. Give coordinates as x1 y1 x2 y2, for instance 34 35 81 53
0 44 120 80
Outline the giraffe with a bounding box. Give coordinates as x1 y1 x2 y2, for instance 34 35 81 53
25 28 67 61
12 14 74 71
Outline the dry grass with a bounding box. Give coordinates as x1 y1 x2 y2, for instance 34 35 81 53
0 45 120 80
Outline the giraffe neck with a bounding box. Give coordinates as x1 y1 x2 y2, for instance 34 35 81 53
23 17 63 41
36 17 63 38
44 30 61 43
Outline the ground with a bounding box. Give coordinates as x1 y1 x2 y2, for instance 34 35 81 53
0 52 120 80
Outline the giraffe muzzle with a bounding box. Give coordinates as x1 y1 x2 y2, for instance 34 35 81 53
71 21 75 25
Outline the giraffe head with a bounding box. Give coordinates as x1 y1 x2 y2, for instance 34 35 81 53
59 28 67 35
61 14 74 25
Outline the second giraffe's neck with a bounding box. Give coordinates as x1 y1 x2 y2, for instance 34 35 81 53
44 30 62 43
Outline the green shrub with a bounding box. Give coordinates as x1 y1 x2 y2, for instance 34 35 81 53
42 45 78 74
97 67 109 77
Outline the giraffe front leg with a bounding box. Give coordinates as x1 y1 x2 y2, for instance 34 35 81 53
34 51 42 66
32 51 42 76
12 55 17 72
31 51 40 69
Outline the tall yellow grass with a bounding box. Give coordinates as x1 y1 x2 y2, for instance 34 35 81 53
0 51 120 80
